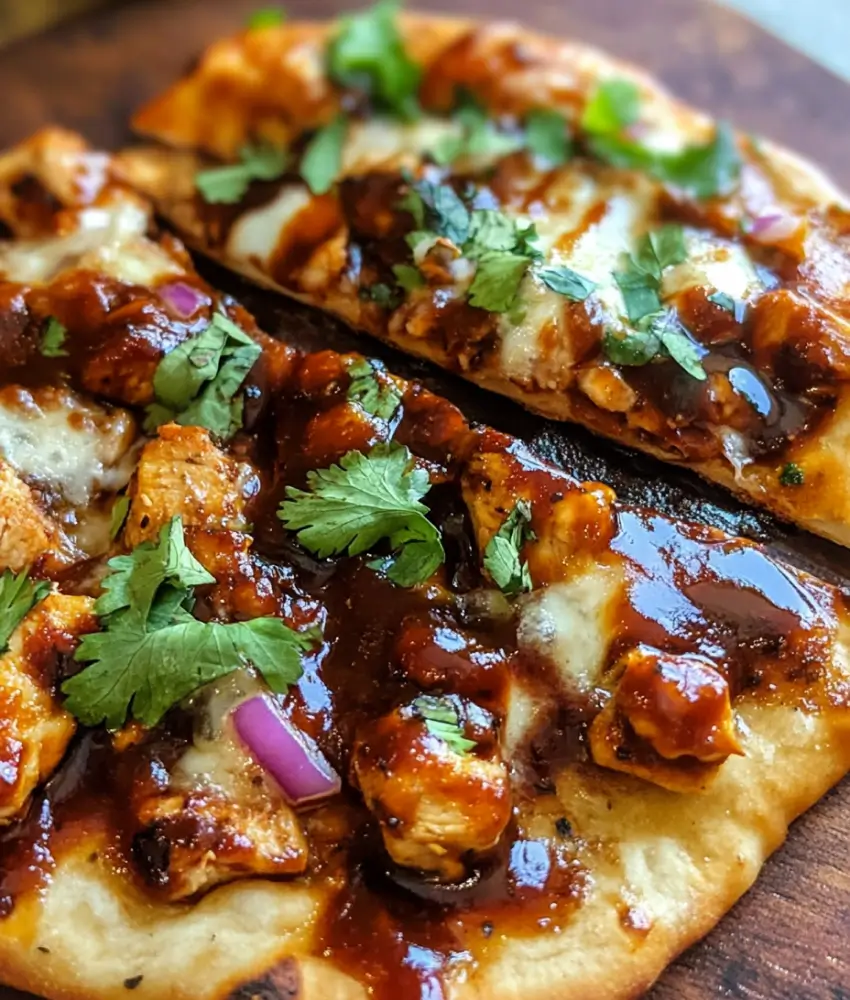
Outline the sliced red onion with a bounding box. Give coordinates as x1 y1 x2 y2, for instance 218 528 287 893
749 211 801 245
233 695 340 806
158 281 207 319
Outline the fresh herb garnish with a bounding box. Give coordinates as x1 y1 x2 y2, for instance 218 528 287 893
603 309 706 380
246 7 286 29
613 224 687 322
413 694 475 754
581 79 641 135
400 179 470 246
483 499 535 596
346 358 402 421
195 145 289 204
468 252 534 312
537 265 597 302
525 108 572 167
144 313 261 439
63 518 315 728
432 98 523 167
40 317 68 358
392 263 425 291
0 569 51 653
779 462 805 487
327 0 421 120
109 495 131 541
278 443 444 587
300 115 347 195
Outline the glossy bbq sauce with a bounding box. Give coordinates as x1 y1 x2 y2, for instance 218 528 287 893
0 333 841 1000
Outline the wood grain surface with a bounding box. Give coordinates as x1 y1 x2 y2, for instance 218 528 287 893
0 2 848 998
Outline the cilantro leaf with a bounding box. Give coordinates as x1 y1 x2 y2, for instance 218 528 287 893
603 310 706 380
278 443 444 587
347 358 402 421
327 0 421 120
66 615 313 729
40 317 68 358
402 179 470 246
392 263 425 291
195 145 289 204
63 517 315 728
589 123 742 200
360 282 401 309
145 313 261 439
582 79 641 135
412 695 476 755
465 210 523 257
432 99 523 166
483 500 535 596
0 570 51 653
613 267 662 323
301 115 347 195
525 108 571 167
779 462 805 487
468 251 531 312
613 225 687 322
603 326 662 367
109 495 130 541
246 7 285 29
537 265 597 302
95 516 214 624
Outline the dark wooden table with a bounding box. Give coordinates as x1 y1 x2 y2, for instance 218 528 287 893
0 1 848 998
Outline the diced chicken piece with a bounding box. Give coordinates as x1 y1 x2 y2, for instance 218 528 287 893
0 593 96 823
353 698 511 881
588 646 743 793
0 461 66 572
124 425 259 547
576 364 638 414
461 443 616 588
129 709 308 899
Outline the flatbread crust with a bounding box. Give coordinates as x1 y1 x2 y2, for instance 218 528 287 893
1 121 850 1000
119 13 850 548
0 691 848 1000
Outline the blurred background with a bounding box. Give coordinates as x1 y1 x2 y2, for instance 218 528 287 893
0 0 847 80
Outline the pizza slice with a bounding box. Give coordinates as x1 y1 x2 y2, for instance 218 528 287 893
119 4 850 548
0 128 849 1000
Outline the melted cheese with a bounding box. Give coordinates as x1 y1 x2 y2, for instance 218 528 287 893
0 389 137 506
0 200 181 286
228 185 312 269
517 564 624 697
663 230 762 301
343 117 462 175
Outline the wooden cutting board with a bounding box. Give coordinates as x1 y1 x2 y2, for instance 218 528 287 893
0 2 848 998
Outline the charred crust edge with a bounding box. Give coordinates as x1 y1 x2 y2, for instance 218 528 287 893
225 957 301 1000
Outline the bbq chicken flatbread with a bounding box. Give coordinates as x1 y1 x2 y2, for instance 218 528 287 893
120 3 850 549
0 127 849 1000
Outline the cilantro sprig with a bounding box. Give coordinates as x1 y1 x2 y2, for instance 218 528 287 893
40 317 68 358
0 570 51 653
327 0 421 120
613 223 687 323
412 694 475 755
581 78 742 199
63 518 315 728
278 443 444 587
347 358 402 421
604 309 706 381
246 7 285 30
483 500 535 596
144 313 262 439
301 114 347 195
195 145 289 205
779 462 805 487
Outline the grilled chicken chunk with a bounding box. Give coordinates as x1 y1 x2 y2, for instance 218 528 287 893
353 698 511 881
123 424 259 547
0 594 96 823
0 461 67 573
129 702 308 900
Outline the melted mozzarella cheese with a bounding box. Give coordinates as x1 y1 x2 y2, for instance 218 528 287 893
343 117 462 175
663 230 762 301
0 388 137 506
228 185 312 270
517 564 624 697
0 200 181 286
